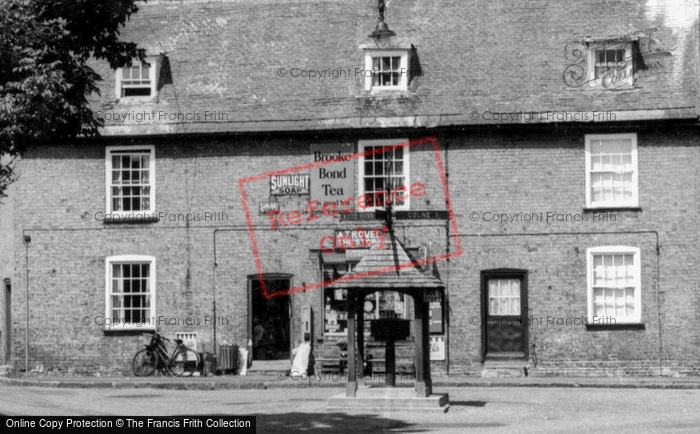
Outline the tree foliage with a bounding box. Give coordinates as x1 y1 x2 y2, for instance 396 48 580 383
0 0 145 197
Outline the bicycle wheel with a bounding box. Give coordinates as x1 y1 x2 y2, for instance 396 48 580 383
170 347 200 377
132 348 159 377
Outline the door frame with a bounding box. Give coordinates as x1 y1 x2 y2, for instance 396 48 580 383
480 269 528 362
247 273 293 360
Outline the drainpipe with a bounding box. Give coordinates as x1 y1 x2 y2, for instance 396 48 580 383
444 139 450 377
23 234 30 372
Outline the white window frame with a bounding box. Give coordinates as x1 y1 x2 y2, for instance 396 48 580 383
364 50 409 92
358 139 411 211
115 56 162 101
586 246 642 324
587 42 633 88
585 133 638 208
105 145 156 217
105 255 156 331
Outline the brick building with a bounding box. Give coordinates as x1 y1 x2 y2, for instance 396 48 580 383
1 0 700 377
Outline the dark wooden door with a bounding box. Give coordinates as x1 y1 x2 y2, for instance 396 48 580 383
481 270 528 360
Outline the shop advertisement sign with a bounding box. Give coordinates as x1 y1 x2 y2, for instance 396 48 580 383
430 336 446 361
424 290 444 333
310 143 354 207
335 228 386 249
429 301 443 334
259 202 280 214
270 174 310 195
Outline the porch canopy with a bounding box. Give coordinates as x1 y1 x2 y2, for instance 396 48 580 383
326 231 445 398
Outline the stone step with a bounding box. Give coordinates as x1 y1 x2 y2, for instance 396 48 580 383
247 359 290 375
327 388 449 413
481 360 529 378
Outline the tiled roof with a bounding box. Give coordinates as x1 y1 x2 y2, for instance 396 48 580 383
90 0 699 135
326 232 445 291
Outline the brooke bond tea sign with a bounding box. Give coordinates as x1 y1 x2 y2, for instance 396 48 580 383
270 174 310 195
310 143 354 207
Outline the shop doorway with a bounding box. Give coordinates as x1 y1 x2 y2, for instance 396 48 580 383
481 270 528 361
249 275 291 361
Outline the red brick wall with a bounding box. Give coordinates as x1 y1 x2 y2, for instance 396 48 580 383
7 124 700 376
445 125 700 376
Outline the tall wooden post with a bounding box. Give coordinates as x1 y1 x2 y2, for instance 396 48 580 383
385 337 396 386
414 295 432 397
346 292 357 397
357 294 365 381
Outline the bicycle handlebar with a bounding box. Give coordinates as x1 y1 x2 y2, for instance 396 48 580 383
150 330 170 343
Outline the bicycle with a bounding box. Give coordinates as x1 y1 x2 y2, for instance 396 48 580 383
132 330 201 377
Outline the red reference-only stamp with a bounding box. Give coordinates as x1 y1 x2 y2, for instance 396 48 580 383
238 136 462 299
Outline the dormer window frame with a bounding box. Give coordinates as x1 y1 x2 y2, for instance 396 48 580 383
586 41 634 88
115 55 163 101
364 49 410 93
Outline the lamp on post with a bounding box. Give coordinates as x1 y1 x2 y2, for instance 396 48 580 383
369 0 396 48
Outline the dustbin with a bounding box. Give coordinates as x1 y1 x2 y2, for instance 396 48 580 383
218 344 240 374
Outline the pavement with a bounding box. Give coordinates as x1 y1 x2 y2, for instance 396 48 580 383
3 371 700 390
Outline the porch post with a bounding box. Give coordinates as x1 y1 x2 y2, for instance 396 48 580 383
357 292 365 381
414 295 432 397
346 292 357 397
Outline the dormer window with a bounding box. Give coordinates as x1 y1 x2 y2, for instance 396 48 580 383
115 56 162 101
594 47 627 79
121 63 152 97
586 41 634 88
364 50 409 92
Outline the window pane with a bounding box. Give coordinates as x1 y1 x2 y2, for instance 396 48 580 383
510 280 520 296
375 178 385 191
511 297 521 315
489 298 498 314
488 280 498 297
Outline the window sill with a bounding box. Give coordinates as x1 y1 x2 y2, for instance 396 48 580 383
586 323 645 331
103 213 159 224
115 95 158 104
104 328 155 336
357 91 415 100
583 207 641 213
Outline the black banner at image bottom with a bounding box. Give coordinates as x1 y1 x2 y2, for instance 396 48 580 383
2 416 256 433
